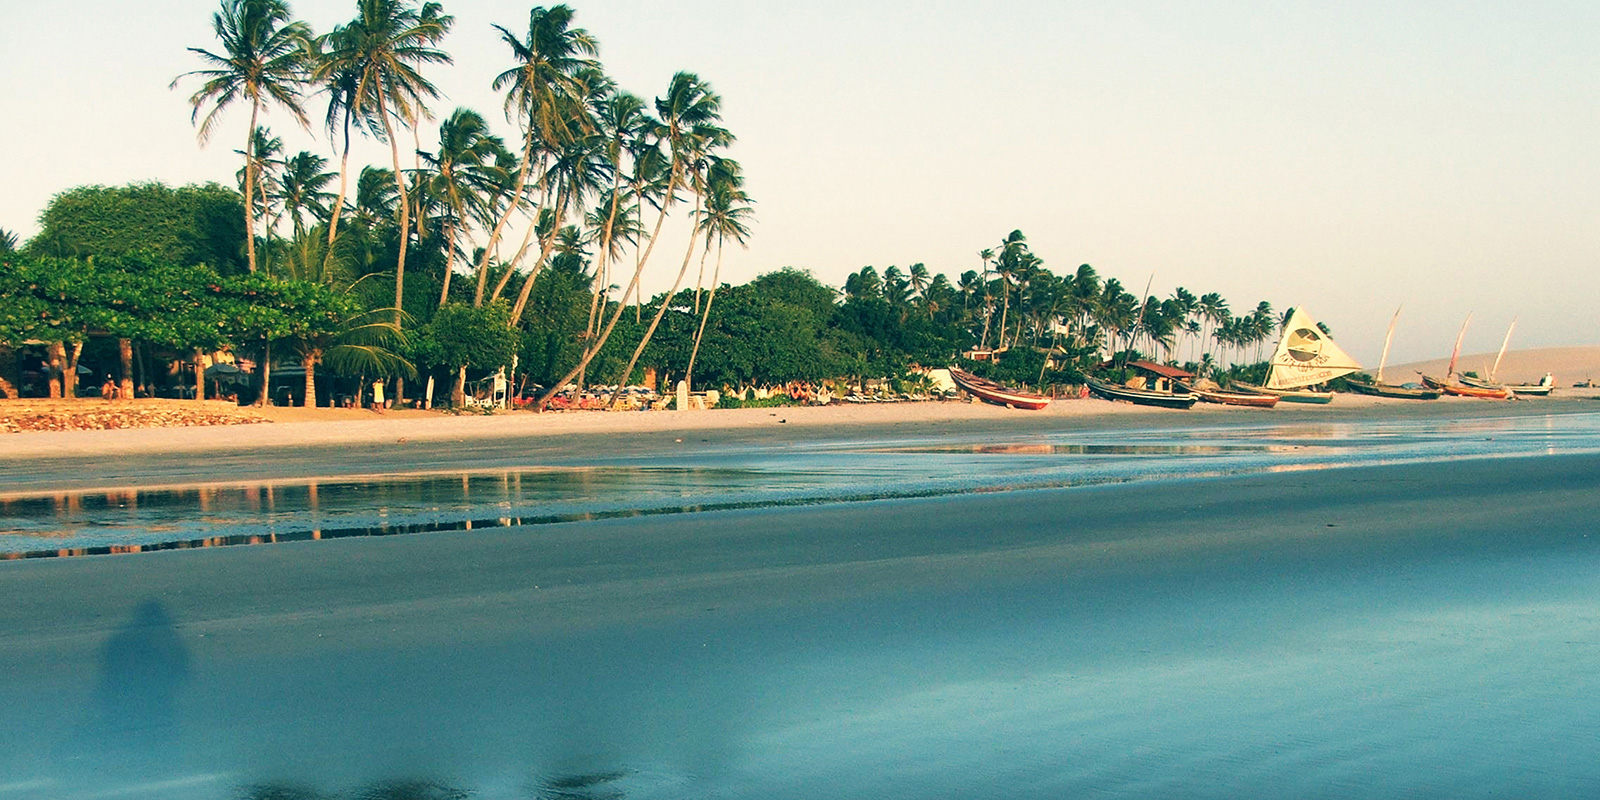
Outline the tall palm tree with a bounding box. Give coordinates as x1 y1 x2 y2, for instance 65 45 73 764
421 108 512 307
685 157 753 388
606 72 729 407
477 5 600 300
317 0 453 327
174 0 313 274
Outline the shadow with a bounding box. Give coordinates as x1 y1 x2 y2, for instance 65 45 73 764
93 599 193 738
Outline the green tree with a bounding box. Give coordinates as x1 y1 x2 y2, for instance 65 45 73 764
29 183 246 271
416 301 519 406
174 0 313 274
317 0 454 328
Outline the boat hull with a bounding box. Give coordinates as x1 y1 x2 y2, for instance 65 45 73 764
1419 375 1512 399
1228 381 1334 404
1189 387 1280 408
1344 380 1440 400
1086 378 1198 409
949 368 1051 410
1459 374 1554 396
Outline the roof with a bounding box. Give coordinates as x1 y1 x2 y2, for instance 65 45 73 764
1125 361 1195 380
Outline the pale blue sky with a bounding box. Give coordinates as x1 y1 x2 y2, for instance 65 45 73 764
3 1 1595 364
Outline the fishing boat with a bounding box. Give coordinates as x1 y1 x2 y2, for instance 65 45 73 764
1227 380 1334 404
1419 314 1512 399
1344 380 1440 400
1228 307 1362 405
1453 317 1555 396
948 368 1051 410
1462 373 1554 396
1343 306 1440 399
1187 385 1280 408
1085 377 1199 409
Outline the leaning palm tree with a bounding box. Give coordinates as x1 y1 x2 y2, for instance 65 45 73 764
421 108 513 307
684 157 753 389
316 0 453 326
476 5 600 302
606 72 730 408
174 0 313 274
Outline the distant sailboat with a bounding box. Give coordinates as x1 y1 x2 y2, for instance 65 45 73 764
1344 306 1440 400
1230 307 1362 404
1457 317 1555 396
1420 314 1511 399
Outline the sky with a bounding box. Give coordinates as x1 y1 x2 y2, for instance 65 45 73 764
2 0 1596 365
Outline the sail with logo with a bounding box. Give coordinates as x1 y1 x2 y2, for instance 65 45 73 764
1229 307 1362 404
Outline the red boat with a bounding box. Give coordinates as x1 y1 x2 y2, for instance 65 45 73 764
949 368 1051 410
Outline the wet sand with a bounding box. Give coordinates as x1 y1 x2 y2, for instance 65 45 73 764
2 449 1598 796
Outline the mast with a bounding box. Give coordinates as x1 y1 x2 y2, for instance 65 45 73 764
1490 317 1517 382
1377 305 1401 384
1447 313 1471 380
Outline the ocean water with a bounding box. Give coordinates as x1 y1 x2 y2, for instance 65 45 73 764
1 412 1599 799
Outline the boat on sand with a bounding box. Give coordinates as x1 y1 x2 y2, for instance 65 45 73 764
1420 314 1512 399
1232 307 1362 405
1343 306 1440 400
948 368 1051 410
1086 377 1199 409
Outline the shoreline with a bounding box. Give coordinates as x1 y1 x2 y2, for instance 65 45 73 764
2 391 1598 495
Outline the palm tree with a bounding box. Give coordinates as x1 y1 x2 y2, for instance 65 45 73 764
420 108 512 306
606 71 729 407
993 230 1028 350
684 157 753 388
174 0 313 274
274 150 336 237
477 5 600 301
235 126 285 239
316 0 453 327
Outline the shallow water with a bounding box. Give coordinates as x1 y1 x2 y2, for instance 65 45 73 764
2 413 1599 798
5 412 1598 558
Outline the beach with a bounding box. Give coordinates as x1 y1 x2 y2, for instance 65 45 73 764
4 397 1600 797
5 390 1600 493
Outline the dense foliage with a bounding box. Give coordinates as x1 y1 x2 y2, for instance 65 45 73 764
1 1 1292 405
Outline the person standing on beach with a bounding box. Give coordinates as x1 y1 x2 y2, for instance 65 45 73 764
371 379 386 412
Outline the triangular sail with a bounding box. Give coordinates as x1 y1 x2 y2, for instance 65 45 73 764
1265 307 1363 389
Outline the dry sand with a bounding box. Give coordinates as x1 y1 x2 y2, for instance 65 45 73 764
1389 345 1600 384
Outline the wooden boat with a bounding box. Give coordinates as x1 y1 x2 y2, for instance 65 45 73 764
1182 384 1280 408
1344 379 1440 400
1227 380 1334 404
1419 314 1512 399
1344 306 1439 399
1461 373 1554 396
1086 377 1198 409
1247 307 1362 405
949 368 1051 410
1419 374 1512 399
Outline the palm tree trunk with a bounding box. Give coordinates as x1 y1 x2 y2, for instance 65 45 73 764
243 101 260 273
46 341 64 399
256 340 271 407
473 132 541 303
684 238 724 391
452 364 467 407
303 351 318 407
535 164 681 412
118 338 134 400
193 350 205 402
378 96 410 329
607 191 702 409
326 111 353 248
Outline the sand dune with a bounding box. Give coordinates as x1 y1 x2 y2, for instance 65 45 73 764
1387 345 1600 385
